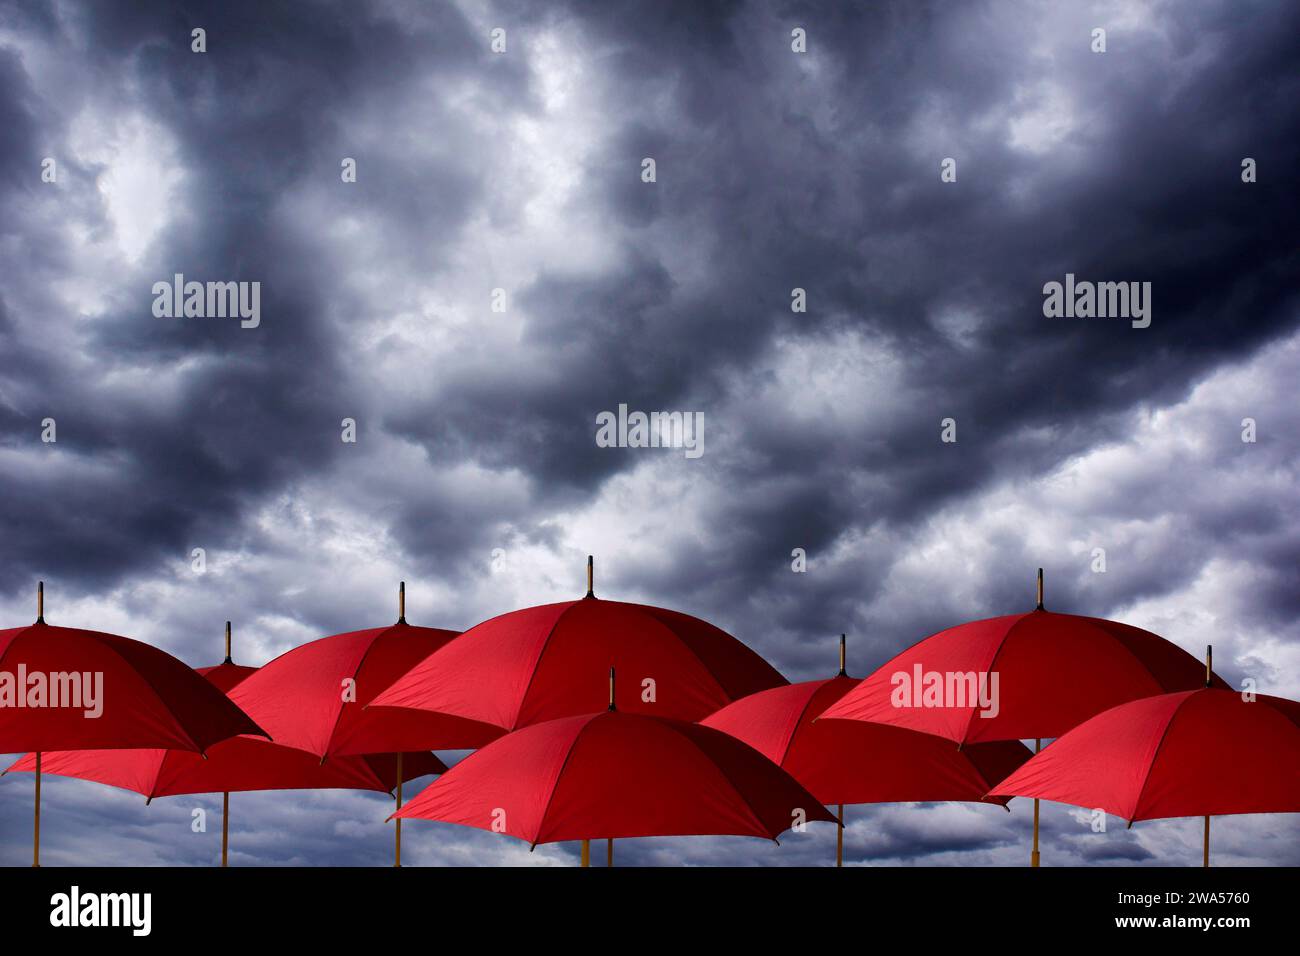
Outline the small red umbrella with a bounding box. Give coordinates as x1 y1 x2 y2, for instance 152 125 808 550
3 622 444 866
702 636 1033 865
393 669 835 865
0 584 266 866
226 584 500 865
818 570 1225 864
990 647 1300 866
371 558 786 863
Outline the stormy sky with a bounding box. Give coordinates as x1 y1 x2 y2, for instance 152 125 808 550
1 0 1297 867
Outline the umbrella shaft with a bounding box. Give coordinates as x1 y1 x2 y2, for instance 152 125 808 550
836 804 844 867
33 751 41 868
221 791 229 867
394 752 404 868
1203 816 1209 868
1030 739 1041 868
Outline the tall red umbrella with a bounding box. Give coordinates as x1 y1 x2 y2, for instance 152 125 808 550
0 584 266 866
702 635 1033 865
4 622 444 866
818 571 1225 864
371 558 787 862
990 647 1300 866
225 584 500 865
393 668 835 864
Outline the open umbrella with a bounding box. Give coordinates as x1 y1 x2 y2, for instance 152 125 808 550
4 622 444 866
393 668 835 864
990 647 1300 866
0 584 266 866
226 584 500 865
818 570 1225 865
703 635 1033 865
371 557 787 862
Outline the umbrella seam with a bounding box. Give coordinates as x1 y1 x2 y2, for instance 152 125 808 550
781 681 836 767
1085 616 1215 693
515 602 586 728
319 623 402 758
661 719 772 839
103 635 205 754
530 715 593 846
632 604 734 708
0 622 40 669
965 613 1031 744
1127 690 1198 822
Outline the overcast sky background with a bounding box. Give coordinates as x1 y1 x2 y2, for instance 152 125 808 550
1 0 1297 867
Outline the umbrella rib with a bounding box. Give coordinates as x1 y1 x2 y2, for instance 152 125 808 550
1126 691 1198 823
512 602 585 728
102 638 206 755
635 605 739 705
528 718 591 847
318 623 402 758
1086 617 1204 693
661 721 771 839
779 684 832 767
961 614 1029 744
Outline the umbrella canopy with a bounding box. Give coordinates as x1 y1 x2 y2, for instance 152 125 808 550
1 586 267 866
223 587 493 866
817 572 1225 866
703 675 1032 807
227 591 499 759
393 707 836 852
989 688 1300 822
819 573 1223 746
370 557 786 730
4 660 446 799
0 624 265 753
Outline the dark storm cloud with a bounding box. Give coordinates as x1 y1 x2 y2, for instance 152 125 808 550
0 0 521 602
1 0 1297 866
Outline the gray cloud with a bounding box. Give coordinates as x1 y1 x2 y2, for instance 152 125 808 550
0 0 1296 865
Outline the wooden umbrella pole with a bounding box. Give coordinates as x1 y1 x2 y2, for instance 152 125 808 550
602 667 615 866
586 555 594 598
398 581 406 624
1036 568 1044 610
580 839 590 867
33 584 44 866
1203 645 1212 868
394 751 404 867
1031 738 1041 868
221 791 229 867
836 804 844 867
33 751 41 868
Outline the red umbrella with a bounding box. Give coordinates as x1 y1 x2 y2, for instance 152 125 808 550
393 669 835 864
371 558 786 864
3 622 444 866
226 584 500 865
818 571 1225 864
702 636 1033 865
371 557 786 728
0 584 266 866
990 647 1300 866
